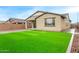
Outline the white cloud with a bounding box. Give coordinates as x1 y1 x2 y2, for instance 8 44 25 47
0 6 79 22
0 8 11 21
65 6 79 13
15 7 47 19
0 6 47 21
63 6 79 23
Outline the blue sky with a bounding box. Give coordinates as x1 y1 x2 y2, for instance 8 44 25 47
0 6 79 23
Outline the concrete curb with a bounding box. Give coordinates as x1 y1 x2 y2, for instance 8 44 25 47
66 29 75 53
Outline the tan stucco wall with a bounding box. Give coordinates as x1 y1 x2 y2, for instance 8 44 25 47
25 21 27 29
61 18 70 31
25 13 70 31
36 14 63 31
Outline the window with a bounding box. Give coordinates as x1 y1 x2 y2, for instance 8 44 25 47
18 22 23 24
45 18 55 27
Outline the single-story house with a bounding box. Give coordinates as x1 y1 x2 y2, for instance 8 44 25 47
71 22 79 28
25 11 71 31
0 21 5 24
5 18 25 24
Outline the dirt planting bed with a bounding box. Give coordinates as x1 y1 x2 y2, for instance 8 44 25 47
71 34 79 53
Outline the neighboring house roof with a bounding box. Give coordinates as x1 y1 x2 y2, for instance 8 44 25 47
6 18 25 23
25 11 67 21
72 22 79 25
0 21 5 24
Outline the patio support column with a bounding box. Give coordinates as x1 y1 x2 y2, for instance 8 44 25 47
25 21 27 29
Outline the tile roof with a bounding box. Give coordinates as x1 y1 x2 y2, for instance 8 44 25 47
25 11 67 21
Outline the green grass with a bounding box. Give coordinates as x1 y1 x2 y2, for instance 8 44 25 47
0 30 72 53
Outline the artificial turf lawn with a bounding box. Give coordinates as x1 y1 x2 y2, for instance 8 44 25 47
0 30 72 53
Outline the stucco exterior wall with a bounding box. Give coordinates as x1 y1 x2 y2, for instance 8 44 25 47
25 21 27 29
26 13 70 31
36 14 62 31
61 18 70 31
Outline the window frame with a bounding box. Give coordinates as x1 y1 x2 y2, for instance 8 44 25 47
44 17 55 27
